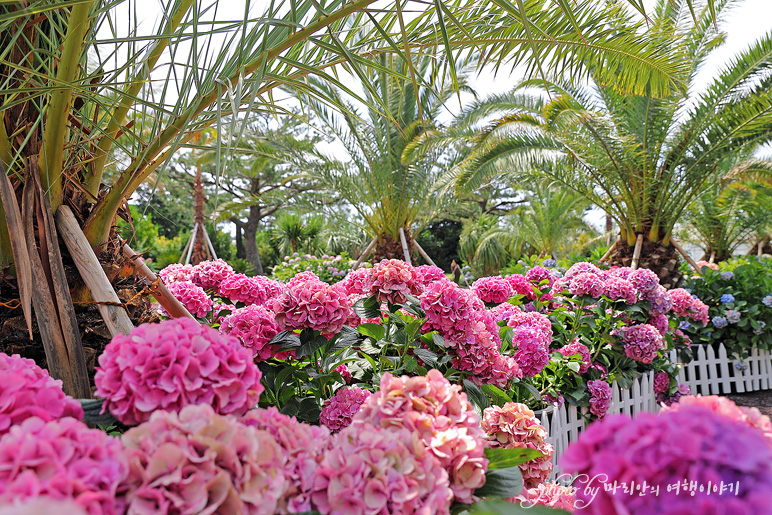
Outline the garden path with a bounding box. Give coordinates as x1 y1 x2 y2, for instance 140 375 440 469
726 391 772 417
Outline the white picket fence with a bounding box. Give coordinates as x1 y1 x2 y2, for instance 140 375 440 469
537 343 772 479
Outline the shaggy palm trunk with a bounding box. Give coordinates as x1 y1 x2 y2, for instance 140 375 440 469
608 238 683 288
372 231 413 263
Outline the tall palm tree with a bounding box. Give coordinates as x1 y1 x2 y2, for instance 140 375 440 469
446 0 772 286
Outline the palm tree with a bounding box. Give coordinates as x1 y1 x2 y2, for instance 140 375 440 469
446 0 772 286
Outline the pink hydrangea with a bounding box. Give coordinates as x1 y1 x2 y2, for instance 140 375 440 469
561 407 772 514
288 271 323 287
164 280 212 317
568 272 604 297
334 364 352 383
311 424 453 515
0 353 83 436
511 326 550 377
219 305 286 361
653 371 670 394
0 498 87 515
557 341 591 373
507 311 552 345
472 276 514 304
606 266 633 280
0 417 128 514
489 303 521 322
189 258 234 290
270 276 352 334
661 395 772 447
697 260 720 271
564 262 601 280
525 266 553 286
603 277 637 303
414 264 447 289
217 273 264 305
420 280 478 342
95 318 263 425
241 407 330 513
122 404 287 515
515 482 575 511
453 323 521 387
587 379 612 418
643 284 673 314
629 268 659 292
505 274 536 299
365 259 419 304
622 323 664 363
158 263 193 284
482 403 554 488
335 267 371 295
352 370 488 504
212 302 235 323
649 313 670 335
320 387 371 433
253 275 284 302
668 288 693 315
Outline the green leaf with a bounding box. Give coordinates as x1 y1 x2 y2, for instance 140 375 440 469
271 330 301 350
474 466 523 498
463 379 490 410
413 348 440 368
358 323 385 340
353 297 381 319
484 447 545 470
480 384 513 406
296 335 329 358
432 333 446 348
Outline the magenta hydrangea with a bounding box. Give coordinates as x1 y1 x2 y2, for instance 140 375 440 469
365 259 419 304
482 403 554 488
587 379 612 418
219 305 286 361
0 353 83 436
212 302 235 323
453 321 521 387
95 318 264 425
334 364 352 383
164 280 212 317
622 323 665 364
253 275 284 302
0 417 128 514
568 272 604 297
311 424 453 515
603 277 637 304
525 266 553 286
472 276 514 304
319 387 371 433
564 262 601 280
505 274 536 299
561 407 772 514
420 280 479 342
506 311 552 345
241 407 331 513
557 341 591 373
629 268 659 293
653 371 670 394
335 267 371 295
649 313 670 335
414 264 447 289
606 266 634 281
670 288 709 325
189 258 234 290
489 303 521 322
352 370 488 504
511 326 550 377
644 284 674 314
122 404 287 515
217 273 264 305
158 263 193 284
270 276 351 334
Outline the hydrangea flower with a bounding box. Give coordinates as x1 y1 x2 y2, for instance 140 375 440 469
158 263 193 284
365 259 419 304
270 276 351 334
218 273 266 305
713 315 729 328
122 404 287 515
472 276 514 304
241 407 330 513
164 280 212 317
657 383 692 406
95 318 263 425
725 309 741 323
568 272 604 297
453 323 521 387
721 271 735 280
414 264 447 289
319 387 371 433
525 266 553 286
352 370 488 504
219 305 286 361
252 275 284 302
489 302 522 322
587 379 612 418
0 417 128 514
311 424 453 515
697 260 720 271
564 262 601 280
189 258 234 290
515 482 575 511
481 403 554 488
629 268 659 292
504 274 536 299
557 341 591 373
333 364 352 383
335 267 371 295
653 371 670 394
720 293 735 304
0 498 87 515
0 353 83 436
649 313 670 335
542 258 558 268
602 277 637 304
762 294 772 307
561 406 772 514
669 288 694 314
420 280 479 342
643 285 673 314
506 311 553 345
621 323 664 363
511 326 550 377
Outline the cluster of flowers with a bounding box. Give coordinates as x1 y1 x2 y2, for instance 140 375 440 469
272 253 357 284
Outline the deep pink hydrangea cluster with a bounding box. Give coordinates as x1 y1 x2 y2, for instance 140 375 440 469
0 417 128 514
587 379 612 418
270 275 351 334
241 407 331 513
525 266 553 286
218 273 265 305
515 482 575 511
489 303 521 322
568 272 604 297
164 280 212 317
335 267 371 295
219 305 285 361
643 284 674 314
122 404 287 515
481 403 554 488
649 313 670 335
352 370 488 504
453 319 521 387
669 288 710 325
365 259 419 304
628 268 659 293
95 318 263 425
158 263 193 284
561 407 772 514
212 302 235 323
334 364 352 383
311 424 453 515
254 275 284 301
0 353 83 436
621 323 665 363
505 274 536 299
414 264 447 288
0 498 87 515
557 341 591 373
319 387 371 433
472 276 514 304
189 258 234 290
511 326 550 377
420 280 479 342
506 311 552 345
653 371 670 394
603 277 637 304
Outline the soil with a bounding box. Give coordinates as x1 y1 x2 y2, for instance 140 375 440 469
725 390 772 418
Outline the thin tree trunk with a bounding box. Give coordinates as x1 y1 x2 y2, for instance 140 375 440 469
244 206 263 275
234 221 245 259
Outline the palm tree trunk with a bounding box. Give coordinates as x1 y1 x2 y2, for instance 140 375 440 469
373 232 413 262
608 237 682 288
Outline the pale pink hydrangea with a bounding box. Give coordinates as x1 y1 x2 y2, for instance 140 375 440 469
335 267 371 295
557 341 591 373
241 407 331 513
352 370 488 504
587 379 612 418
0 417 128 514
564 262 601 280
482 403 554 488
603 277 637 303
288 271 323 287
506 311 552 345
270 277 351 334
0 498 87 515
511 326 550 377
561 407 772 514
622 323 664 363
489 303 521 322
334 364 352 383
366 259 419 304
319 387 371 433
95 318 263 425
189 258 234 290
164 280 212 317
697 260 720 271
515 482 575 511
568 272 604 297
0 353 83 436
311 424 453 515
122 404 287 515
414 264 447 289
653 372 670 394
158 263 193 284
505 274 536 299
472 276 514 304
219 305 286 361
629 268 659 292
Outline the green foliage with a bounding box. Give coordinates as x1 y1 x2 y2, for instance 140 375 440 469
118 206 159 255
416 220 462 271
272 253 357 284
